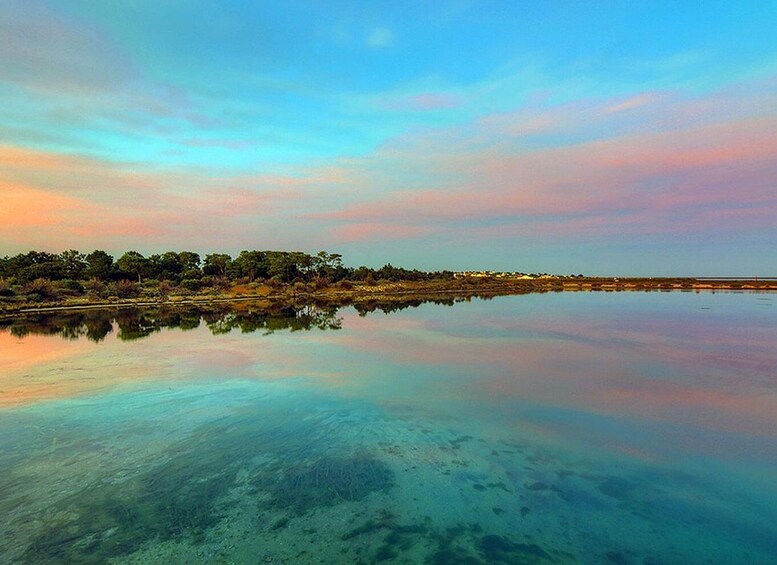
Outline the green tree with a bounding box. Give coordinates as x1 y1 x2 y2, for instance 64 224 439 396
150 252 181 281
13 251 62 282
267 252 294 282
233 250 269 282
58 249 87 280
179 251 202 281
178 251 201 272
203 253 232 277
84 250 114 281
116 251 150 283
314 251 344 280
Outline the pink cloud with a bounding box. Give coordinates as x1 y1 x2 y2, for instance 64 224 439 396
2 76 776 255
331 222 433 242
603 92 662 113
1 180 106 234
0 144 360 252
313 89 777 242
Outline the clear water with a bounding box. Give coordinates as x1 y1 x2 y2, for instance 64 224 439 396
0 292 775 564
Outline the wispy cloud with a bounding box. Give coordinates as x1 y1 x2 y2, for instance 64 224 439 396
310 78 777 245
366 27 394 48
179 139 258 150
2 75 776 260
0 0 133 95
331 223 433 243
379 92 462 112
0 145 336 252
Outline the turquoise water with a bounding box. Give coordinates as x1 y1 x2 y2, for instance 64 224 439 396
1 292 776 563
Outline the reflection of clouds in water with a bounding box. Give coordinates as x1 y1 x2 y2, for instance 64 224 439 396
1 295 775 458
0 304 346 405
0 295 776 563
326 301 777 454
0 325 337 406
181 346 256 373
0 331 90 372
0 332 96 406
177 332 348 384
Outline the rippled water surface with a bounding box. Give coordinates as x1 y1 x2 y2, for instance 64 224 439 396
1 292 776 564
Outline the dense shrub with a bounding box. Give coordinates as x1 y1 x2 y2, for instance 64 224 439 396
154 280 173 297
0 279 14 297
22 278 58 301
109 280 140 298
310 276 330 289
55 279 85 295
200 276 231 290
83 278 107 296
179 279 201 291
181 268 202 280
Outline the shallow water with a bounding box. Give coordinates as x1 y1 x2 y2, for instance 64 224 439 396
1 292 776 564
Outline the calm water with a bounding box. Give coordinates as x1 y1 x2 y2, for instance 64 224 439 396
1 292 775 564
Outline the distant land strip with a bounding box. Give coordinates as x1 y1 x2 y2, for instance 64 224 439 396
0 249 775 314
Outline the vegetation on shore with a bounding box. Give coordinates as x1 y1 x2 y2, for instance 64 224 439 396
0 248 453 310
0 248 774 314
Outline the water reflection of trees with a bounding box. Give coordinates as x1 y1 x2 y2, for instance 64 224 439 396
350 296 477 316
203 305 343 336
0 304 343 343
0 295 488 343
0 309 116 342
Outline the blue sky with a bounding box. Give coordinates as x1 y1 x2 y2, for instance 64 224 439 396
1 1 776 274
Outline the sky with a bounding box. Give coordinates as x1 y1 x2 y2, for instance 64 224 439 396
1 1 776 275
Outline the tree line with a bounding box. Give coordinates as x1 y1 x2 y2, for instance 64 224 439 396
0 249 454 300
